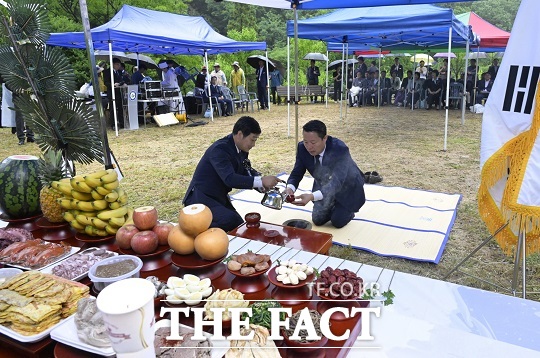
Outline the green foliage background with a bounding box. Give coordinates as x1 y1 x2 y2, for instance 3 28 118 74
45 0 521 87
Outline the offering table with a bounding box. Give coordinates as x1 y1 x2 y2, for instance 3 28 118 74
228 221 333 255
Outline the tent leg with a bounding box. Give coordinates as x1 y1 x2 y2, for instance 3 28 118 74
512 227 527 298
325 49 329 108
443 222 508 280
266 49 270 111
287 36 290 137
443 27 452 151
108 42 118 137
462 37 470 125
294 5 299 148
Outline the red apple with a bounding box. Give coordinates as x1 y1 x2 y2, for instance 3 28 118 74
153 223 174 246
132 206 158 230
115 224 139 250
131 230 159 255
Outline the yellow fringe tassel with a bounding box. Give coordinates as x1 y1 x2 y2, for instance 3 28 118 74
478 81 540 256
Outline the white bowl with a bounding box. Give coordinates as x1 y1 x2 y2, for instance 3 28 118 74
88 255 143 293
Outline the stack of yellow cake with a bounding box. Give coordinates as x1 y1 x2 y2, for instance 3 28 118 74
0 271 89 335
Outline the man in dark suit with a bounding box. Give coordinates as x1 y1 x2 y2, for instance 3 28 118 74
183 116 281 232
425 70 442 110
256 60 268 110
487 59 499 81
195 66 208 89
206 76 233 116
306 59 320 103
103 57 126 129
476 72 494 104
286 120 366 228
390 57 404 80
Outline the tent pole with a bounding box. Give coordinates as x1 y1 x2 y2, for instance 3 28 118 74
287 36 290 137
79 0 112 168
345 45 349 120
444 27 452 152
266 49 270 111
378 47 381 109
204 50 213 122
462 34 470 124
325 48 329 108
294 4 299 149
108 42 118 137
474 45 480 105
340 43 345 120
412 53 416 111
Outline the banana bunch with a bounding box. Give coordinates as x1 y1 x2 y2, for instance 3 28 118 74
53 169 132 236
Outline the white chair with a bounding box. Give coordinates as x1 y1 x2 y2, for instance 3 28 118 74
237 85 259 112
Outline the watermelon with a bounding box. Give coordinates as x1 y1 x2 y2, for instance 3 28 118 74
0 155 42 219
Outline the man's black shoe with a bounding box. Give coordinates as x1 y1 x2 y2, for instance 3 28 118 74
27 138 35 143
18 139 25 145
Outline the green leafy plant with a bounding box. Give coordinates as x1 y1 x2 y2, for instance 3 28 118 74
362 288 395 306
0 0 103 170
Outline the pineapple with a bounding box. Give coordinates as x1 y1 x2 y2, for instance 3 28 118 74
38 150 68 222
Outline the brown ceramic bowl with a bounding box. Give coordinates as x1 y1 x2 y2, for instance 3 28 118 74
281 328 329 350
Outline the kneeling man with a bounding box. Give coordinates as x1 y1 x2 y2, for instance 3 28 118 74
286 120 365 228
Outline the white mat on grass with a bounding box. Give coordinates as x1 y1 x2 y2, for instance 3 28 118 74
231 175 461 263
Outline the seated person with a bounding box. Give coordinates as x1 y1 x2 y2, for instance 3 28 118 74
205 76 233 116
425 70 442 110
395 70 412 106
406 72 422 108
379 70 392 105
476 72 493 104
286 120 366 229
363 71 378 106
389 70 401 104
348 71 366 107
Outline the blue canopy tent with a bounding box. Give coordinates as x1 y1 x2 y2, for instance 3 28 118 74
224 0 474 10
289 5 470 49
48 5 267 130
47 5 266 55
287 5 475 150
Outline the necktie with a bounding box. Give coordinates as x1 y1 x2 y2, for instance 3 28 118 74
314 154 321 170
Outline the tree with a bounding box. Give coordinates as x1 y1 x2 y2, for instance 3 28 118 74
227 3 256 34
440 0 521 31
0 0 103 170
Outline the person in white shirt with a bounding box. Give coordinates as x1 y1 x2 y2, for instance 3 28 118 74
210 63 227 87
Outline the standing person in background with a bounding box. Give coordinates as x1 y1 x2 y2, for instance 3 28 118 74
333 65 342 102
306 60 320 103
390 57 404 80
286 120 365 229
438 58 448 107
356 56 367 77
488 58 500 82
119 63 131 85
415 60 428 101
131 63 147 85
230 61 245 95
103 57 125 129
367 61 378 75
183 116 282 232
210 63 227 87
195 66 208 90
256 59 269 110
270 68 283 105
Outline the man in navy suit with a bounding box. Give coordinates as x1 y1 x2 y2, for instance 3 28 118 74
286 120 366 228
476 72 494 104
183 116 281 232
256 60 269 110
